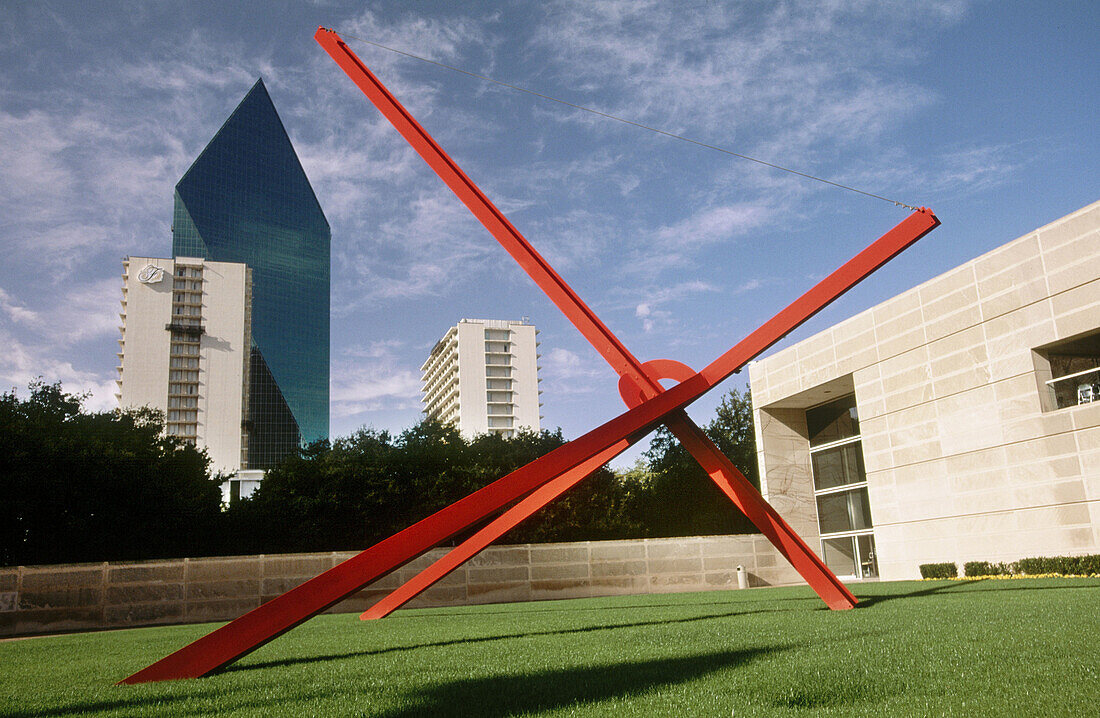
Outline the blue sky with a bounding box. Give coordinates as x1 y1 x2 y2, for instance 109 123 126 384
1 1 1096 467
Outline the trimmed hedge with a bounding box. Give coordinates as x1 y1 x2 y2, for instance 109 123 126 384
1014 555 1100 576
964 561 1010 577
924 555 1100 578
919 562 958 579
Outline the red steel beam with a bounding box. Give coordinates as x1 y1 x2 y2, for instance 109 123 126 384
119 30 937 684
311 28 929 614
362 407 855 617
358 209 937 621
313 28 655 397
122 198 936 684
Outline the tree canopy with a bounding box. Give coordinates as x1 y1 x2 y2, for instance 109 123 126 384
2 381 762 565
225 424 639 554
1 381 223 566
624 386 759 537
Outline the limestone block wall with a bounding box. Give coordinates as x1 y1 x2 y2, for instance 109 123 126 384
750 200 1100 580
0 534 800 638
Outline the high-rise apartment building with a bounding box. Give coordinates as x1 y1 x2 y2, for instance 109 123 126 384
421 319 542 438
117 257 252 477
171 78 330 468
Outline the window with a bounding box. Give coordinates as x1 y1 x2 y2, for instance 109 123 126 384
1035 330 1100 411
811 443 866 491
816 488 873 533
807 394 859 447
807 394 877 579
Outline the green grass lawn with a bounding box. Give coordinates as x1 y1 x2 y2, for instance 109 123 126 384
1 578 1098 717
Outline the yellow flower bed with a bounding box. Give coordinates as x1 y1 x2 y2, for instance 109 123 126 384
920 573 1100 580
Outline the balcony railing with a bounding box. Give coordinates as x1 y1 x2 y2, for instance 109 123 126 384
1046 366 1100 410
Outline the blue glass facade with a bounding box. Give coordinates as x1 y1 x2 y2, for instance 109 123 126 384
173 79 330 468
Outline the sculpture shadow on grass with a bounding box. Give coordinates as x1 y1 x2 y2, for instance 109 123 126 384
399 591 824 621
2 691 221 718
223 603 802 673
856 577 1100 607
374 644 794 718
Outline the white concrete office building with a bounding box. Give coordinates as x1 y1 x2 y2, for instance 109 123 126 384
748 200 1100 581
422 319 542 439
117 257 262 499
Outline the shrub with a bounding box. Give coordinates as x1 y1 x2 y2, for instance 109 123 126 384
919 562 957 579
1015 555 1100 576
964 561 1010 577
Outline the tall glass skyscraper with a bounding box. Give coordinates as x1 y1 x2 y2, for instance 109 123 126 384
173 79 330 469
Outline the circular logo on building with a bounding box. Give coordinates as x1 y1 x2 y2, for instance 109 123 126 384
137 264 165 284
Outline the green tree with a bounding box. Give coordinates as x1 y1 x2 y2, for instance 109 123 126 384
625 386 759 537
479 428 639 544
0 381 223 566
228 422 639 553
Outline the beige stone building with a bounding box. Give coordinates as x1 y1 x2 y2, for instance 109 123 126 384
748 200 1100 581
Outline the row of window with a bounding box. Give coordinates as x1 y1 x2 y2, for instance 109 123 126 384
807 395 878 579
173 291 202 304
169 383 198 395
168 265 202 439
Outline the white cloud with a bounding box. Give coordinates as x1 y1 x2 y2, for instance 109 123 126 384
341 339 407 360
0 288 38 324
330 335 423 418
526 0 955 200
0 330 118 413
330 364 422 418
654 204 772 249
539 346 609 395
929 145 1021 195
1 278 121 345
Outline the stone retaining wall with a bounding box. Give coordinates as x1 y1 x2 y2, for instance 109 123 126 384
0 534 798 638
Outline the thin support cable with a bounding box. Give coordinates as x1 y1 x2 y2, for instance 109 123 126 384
337 31 921 211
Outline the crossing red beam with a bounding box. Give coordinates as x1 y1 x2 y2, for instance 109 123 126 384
309 28 929 616
122 200 935 684
118 28 938 684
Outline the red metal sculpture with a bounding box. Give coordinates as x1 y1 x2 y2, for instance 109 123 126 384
120 27 938 684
